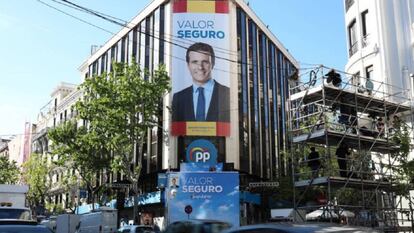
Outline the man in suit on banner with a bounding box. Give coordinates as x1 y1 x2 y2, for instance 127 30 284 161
172 42 230 122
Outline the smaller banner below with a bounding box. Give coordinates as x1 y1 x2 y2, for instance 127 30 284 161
166 172 239 227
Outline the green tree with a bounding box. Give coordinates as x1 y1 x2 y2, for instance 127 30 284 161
0 156 20 184
22 153 51 211
76 61 170 221
48 120 111 208
388 121 414 227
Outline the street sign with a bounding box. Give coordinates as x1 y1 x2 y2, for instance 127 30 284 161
106 183 131 189
185 205 193 214
248 182 279 188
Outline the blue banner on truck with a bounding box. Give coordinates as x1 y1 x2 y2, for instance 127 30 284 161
166 172 239 227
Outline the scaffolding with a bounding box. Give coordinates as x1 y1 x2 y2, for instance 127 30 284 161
289 66 414 232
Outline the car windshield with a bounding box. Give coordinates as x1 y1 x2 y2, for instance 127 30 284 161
0 226 52 233
135 227 154 233
0 209 31 220
203 222 232 233
136 227 155 233
118 226 154 233
165 221 231 233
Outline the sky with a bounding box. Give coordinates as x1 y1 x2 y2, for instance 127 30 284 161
0 0 347 138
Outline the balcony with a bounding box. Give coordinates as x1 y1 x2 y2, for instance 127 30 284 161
362 34 370 48
349 41 358 57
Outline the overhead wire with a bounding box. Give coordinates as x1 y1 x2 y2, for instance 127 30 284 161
37 0 313 75
3 0 329 138
36 0 114 35
57 0 237 55
51 0 239 57
45 0 336 77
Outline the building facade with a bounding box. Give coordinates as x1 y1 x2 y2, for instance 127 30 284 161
0 138 11 158
32 82 82 212
344 0 414 100
344 0 414 228
78 0 298 223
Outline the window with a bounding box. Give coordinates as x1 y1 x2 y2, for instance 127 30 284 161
361 10 369 47
348 19 357 56
353 72 360 85
366 65 373 80
365 65 374 94
345 0 354 12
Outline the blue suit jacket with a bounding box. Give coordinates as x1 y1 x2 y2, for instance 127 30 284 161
172 80 230 122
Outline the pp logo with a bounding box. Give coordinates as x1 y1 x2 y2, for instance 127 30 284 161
189 147 211 162
186 139 217 165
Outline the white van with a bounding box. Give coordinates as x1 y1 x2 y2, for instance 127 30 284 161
76 207 117 233
0 184 32 220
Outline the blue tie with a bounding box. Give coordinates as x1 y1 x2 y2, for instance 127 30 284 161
196 87 205 121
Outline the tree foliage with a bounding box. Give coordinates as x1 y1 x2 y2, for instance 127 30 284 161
389 121 413 196
22 153 51 208
76 61 170 188
48 61 170 210
0 155 20 184
48 119 110 205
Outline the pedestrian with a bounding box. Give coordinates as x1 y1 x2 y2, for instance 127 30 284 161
376 117 385 137
336 143 350 177
308 147 321 177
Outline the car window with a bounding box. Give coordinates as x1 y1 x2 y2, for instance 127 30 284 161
0 209 31 220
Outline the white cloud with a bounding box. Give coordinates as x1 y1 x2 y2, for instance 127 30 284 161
227 190 238 196
195 209 207 219
218 205 230 212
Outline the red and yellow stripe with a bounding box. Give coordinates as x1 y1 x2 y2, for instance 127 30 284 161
171 121 230 136
173 0 229 14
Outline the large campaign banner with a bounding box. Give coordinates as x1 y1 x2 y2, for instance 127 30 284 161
171 0 231 137
166 172 239 227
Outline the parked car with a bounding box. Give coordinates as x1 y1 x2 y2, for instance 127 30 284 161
117 225 156 233
164 219 232 233
0 219 53 233
221 223 380 233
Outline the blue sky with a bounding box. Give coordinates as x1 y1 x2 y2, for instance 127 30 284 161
0 0 347 138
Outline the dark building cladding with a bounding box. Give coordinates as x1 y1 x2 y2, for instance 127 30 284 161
236 8 295 179
87 4 167 190
84 0 298 211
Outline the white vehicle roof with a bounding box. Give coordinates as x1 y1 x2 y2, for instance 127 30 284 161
0 185 29 193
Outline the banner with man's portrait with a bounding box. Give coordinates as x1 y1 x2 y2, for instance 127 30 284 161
171 0 230 137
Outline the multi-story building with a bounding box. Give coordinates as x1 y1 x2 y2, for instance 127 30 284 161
7 135 24 166
0 138 10 158
32 82 81 212
78 0 298 224
344 0 414 100
344 0 414 229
